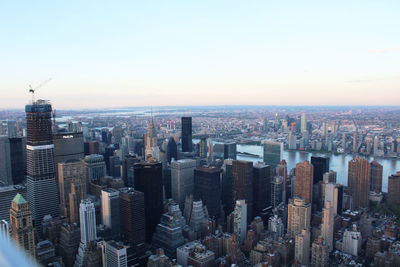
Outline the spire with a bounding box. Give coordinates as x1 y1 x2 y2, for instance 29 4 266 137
13 193 27 205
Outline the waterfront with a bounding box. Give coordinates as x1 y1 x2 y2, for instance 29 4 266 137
236 144 400 192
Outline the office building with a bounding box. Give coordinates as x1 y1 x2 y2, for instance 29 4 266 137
0 185 26 222
53 132 84 166
311 156 329 185
262 141 283 170
233 200 247 244
268 214 284 240
171 159 197 209
295 160 314 204
9 193 35 256
166 137 178 163
194 166 222 219
84 154 106 183
213 142 237 160
323 170 336 183
122 154 139 187
370 160 383 193
388 172 400 205
177 241 214 267
287 197 311 238
9 137 26 185
134 161 163 242
145 116 160 161
0 136 12 186
311 236 329 267
295 229 310 266
271 176 283 208
288 131 296 150
348 157 370 209
222 159 234 216
119 188 145 252
324 182 338 215
103 240 128 267
300 113 307 133
59 223 81 267
58 160 86 222
232 160 253 222
181 117 192 153
78 199 97 247
25 100 59 229
353 132 358 152
184 196 209 233
152 200 185 258
253 162 271 216
101 188 120 237
321 201 334 251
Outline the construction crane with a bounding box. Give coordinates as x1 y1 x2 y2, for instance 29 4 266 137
29 78 52 102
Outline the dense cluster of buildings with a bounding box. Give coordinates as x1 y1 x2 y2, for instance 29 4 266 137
0 101 399 266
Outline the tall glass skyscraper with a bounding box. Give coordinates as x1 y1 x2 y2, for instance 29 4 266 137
25 100 59 230
181 117 192 152
262 140 283 170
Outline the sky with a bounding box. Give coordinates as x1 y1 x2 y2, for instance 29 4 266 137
1 1 399 109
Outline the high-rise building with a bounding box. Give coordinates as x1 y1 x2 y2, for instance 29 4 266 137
119 188 145 254
253 162 271 216
295 229 310 266
58 160 86 222
6 120 17 138
324 182 338 215
276 160 288 203
370 160 383 193
25 100 59 229
0 185 26 222
102 240 128 267
233 200 247 244
59 223 80 267
101 188 120 237
222 159 234 216
194 166 222 219
78 199 97 247
53 132 84 166
213 142 237 160
145 116 160 161
321 201 334 251
295 160 314 204
0 136 12 186
342 224 362 256
181 117 192 153
287 197 311 238
184 197 209 234
134 161 163 242
122 154 139 187
9 194 36 256
232 160 253 222
311 156 329 185
84 154 106 183
288 131 296 150
348 157 370 209
268 214 284 240
152 200 185 258
262 141 283 170
311 236 329 267
323 170 336 184
352 132 357 153
271 176 283 208
166 137 178 163
388 172 400 205
9 137 26 185
171 159 197 209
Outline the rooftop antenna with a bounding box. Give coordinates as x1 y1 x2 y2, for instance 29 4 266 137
29 78 52 102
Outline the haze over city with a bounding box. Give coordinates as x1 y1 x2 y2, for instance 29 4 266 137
1 1 400 109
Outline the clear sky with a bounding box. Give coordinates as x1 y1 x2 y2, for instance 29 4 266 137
1 1 399 109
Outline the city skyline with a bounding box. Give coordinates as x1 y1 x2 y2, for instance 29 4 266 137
1 1 400 109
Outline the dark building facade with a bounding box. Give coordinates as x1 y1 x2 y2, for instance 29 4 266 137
194 166 222 219
232 160 253 222
9 137 26 185
370 160 383 193
133 161 163 243
222 160 234 216
253 162 271 217
311 156 329 185
181 117 192 152
53 132 84 166
166 137 178 163
122 154 140 187
25 100 59 229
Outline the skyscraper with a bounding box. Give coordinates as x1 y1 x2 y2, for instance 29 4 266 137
171 159 197 209
300 113 307 133
222 159 234 216
233 200 247 244
134 161 163 243
181 117 192 152
58 160 86 222
102 240 128 267
262 141 283 170
145 115 160 161
271 176 283 208
353 132 358 153
321 201 334 251
84 154 106 183
53 132 84 167
252 162 271 216
9 137 26 185
370 160 383 193
232 160 253 222
194 166 222 219
25 99 59 229
101 188 120 237
166 137 178 163
9 193 35 257
388 172 400 205
119 188 145 254
287 197 311 238
0 136 12 186
348 157 370 209
311 156 329 185
295 229 310 266
311 236 329 267
295 160 314 204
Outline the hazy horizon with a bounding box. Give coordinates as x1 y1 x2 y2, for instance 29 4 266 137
1 1 399 109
